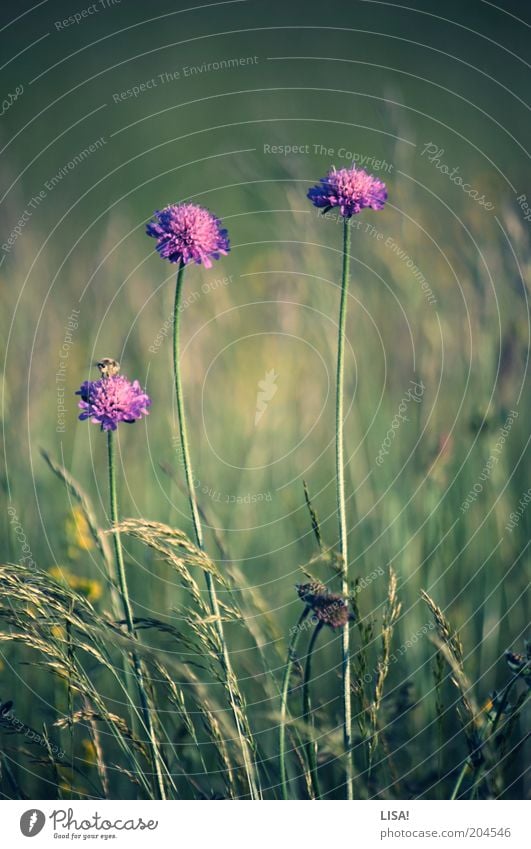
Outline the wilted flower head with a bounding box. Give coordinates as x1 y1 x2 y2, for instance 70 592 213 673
505 647 531 687
297 580 327 606
296 582 352 629
313 593 351 628
146 202 230 268
308 165 387 218
76 374 151 432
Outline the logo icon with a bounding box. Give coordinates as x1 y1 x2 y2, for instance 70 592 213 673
20 810 46 837
254 369 278 426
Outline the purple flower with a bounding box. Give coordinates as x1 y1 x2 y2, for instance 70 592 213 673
308 165 387 218
76 375 151 432
146 203 230 268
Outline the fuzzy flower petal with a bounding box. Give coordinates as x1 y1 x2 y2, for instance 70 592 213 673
308 166 387 218
76 375 151 432
146 202 230 268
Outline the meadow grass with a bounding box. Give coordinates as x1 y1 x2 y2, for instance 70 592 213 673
0 159 529 801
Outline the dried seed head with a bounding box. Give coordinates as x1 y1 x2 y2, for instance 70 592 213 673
296 581 327 607
296 582 352 629
312 593 351 629
505 649 531 685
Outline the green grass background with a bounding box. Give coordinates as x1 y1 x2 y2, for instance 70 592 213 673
0 0 529 798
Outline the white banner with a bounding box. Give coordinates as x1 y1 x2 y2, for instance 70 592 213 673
1 800 526 848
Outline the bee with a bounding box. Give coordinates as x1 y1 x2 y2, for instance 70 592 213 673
96 357 120 379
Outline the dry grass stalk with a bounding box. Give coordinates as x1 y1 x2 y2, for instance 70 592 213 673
369 567 402 766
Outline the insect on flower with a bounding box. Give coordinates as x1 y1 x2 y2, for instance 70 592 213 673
96 357 121 379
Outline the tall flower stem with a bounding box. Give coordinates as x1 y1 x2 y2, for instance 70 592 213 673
279 606 309 799
337 218 354 799
172 262 260 800
107 430 167 800
303 621 323 800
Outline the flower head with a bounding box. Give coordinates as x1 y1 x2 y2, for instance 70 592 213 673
308 165 387 218
76 374 151 432
505 647 531 687
146 202 230 268
312 592 351 629
296 582 352 629
297 581 327 606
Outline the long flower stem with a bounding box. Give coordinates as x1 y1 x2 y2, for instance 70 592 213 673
107 430 167 800
279 606 310 799
303 621 323 799
172 262 260 800
337 218 354 799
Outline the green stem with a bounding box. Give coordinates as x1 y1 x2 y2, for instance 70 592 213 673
487 672 522 739
172 263 260 800
467 671 529 799
450 672 526 801
337 218 354 799
450 758 470 800
303 621 323 799
107 429 167 800
280 606 310 799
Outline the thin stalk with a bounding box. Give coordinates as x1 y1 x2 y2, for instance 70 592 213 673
337 218 354 799
450 673 523 801
303 621 324 799
172 262 260 800
450 758 470 800
279 606 310 799
107 430 167 800
467 671 529 799
487 672 522 739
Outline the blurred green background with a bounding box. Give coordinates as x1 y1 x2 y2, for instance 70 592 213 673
0 0 529 798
